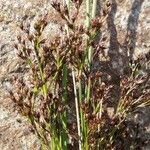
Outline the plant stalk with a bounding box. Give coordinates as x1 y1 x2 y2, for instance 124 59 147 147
72 69 82 150
92 0 97 18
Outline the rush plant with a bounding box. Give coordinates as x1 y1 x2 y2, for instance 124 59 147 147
8 0 150 149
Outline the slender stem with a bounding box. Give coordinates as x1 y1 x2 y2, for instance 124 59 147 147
88 0 98 67
92 0 97 18
72 69 82 150
62 64 68 150
78 69 84 148
86 0 90 28
86 77 91 102
34 37 48 96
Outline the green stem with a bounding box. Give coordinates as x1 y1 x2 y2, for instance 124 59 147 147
86 77 91 102
61 64 68 150
34 37 48 96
